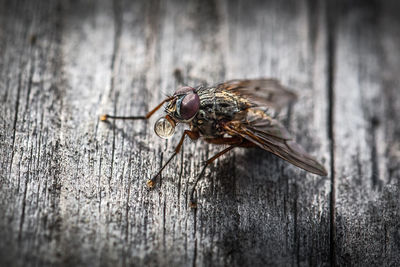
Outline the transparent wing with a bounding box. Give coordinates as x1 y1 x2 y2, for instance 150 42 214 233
216 79 297 110
224 108 327 176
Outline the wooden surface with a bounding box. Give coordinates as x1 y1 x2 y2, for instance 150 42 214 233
0 0 399 266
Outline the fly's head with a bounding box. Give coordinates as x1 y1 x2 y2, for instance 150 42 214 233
167 86 200 121
154 86 200 139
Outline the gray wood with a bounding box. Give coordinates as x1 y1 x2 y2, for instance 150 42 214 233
333 1 400 265
0 0 398 266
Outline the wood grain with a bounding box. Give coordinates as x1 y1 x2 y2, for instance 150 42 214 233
0 0 398 266
333 1 400 265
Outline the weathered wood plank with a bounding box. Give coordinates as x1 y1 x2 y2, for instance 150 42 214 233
1 0 399 266
219 0 331 265
0 1 64 266
333 0 400 265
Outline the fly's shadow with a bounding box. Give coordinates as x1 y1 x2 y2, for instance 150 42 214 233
100 118 151 152
192 147 291 206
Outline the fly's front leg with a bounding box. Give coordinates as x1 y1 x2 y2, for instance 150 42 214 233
100 96 174 122
147 130 199 188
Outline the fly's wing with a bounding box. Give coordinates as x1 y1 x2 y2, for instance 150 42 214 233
224 108 327 176
216 79 297 110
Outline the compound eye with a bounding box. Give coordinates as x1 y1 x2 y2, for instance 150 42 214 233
154 117 175 139
179 93 200 120
174 86 194 96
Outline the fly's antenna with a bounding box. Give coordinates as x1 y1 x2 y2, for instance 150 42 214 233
161 90 171 98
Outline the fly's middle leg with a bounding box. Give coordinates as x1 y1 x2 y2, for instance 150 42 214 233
189 137 250 209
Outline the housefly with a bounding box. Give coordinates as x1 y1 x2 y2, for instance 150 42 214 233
100 79 327 208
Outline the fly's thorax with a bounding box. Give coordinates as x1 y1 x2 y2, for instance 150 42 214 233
190 86 251 137
197 87 250 120
191 112 222 138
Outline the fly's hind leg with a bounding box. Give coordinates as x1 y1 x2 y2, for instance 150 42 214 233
189 137 254 209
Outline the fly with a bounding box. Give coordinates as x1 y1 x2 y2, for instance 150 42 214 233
100 79 327 208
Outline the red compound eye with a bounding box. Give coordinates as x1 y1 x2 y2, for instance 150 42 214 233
174 86 195 96
179 92 200 120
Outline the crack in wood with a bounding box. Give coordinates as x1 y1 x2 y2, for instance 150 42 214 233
370 117 382 190
10 73 22 178
326 0 337 265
